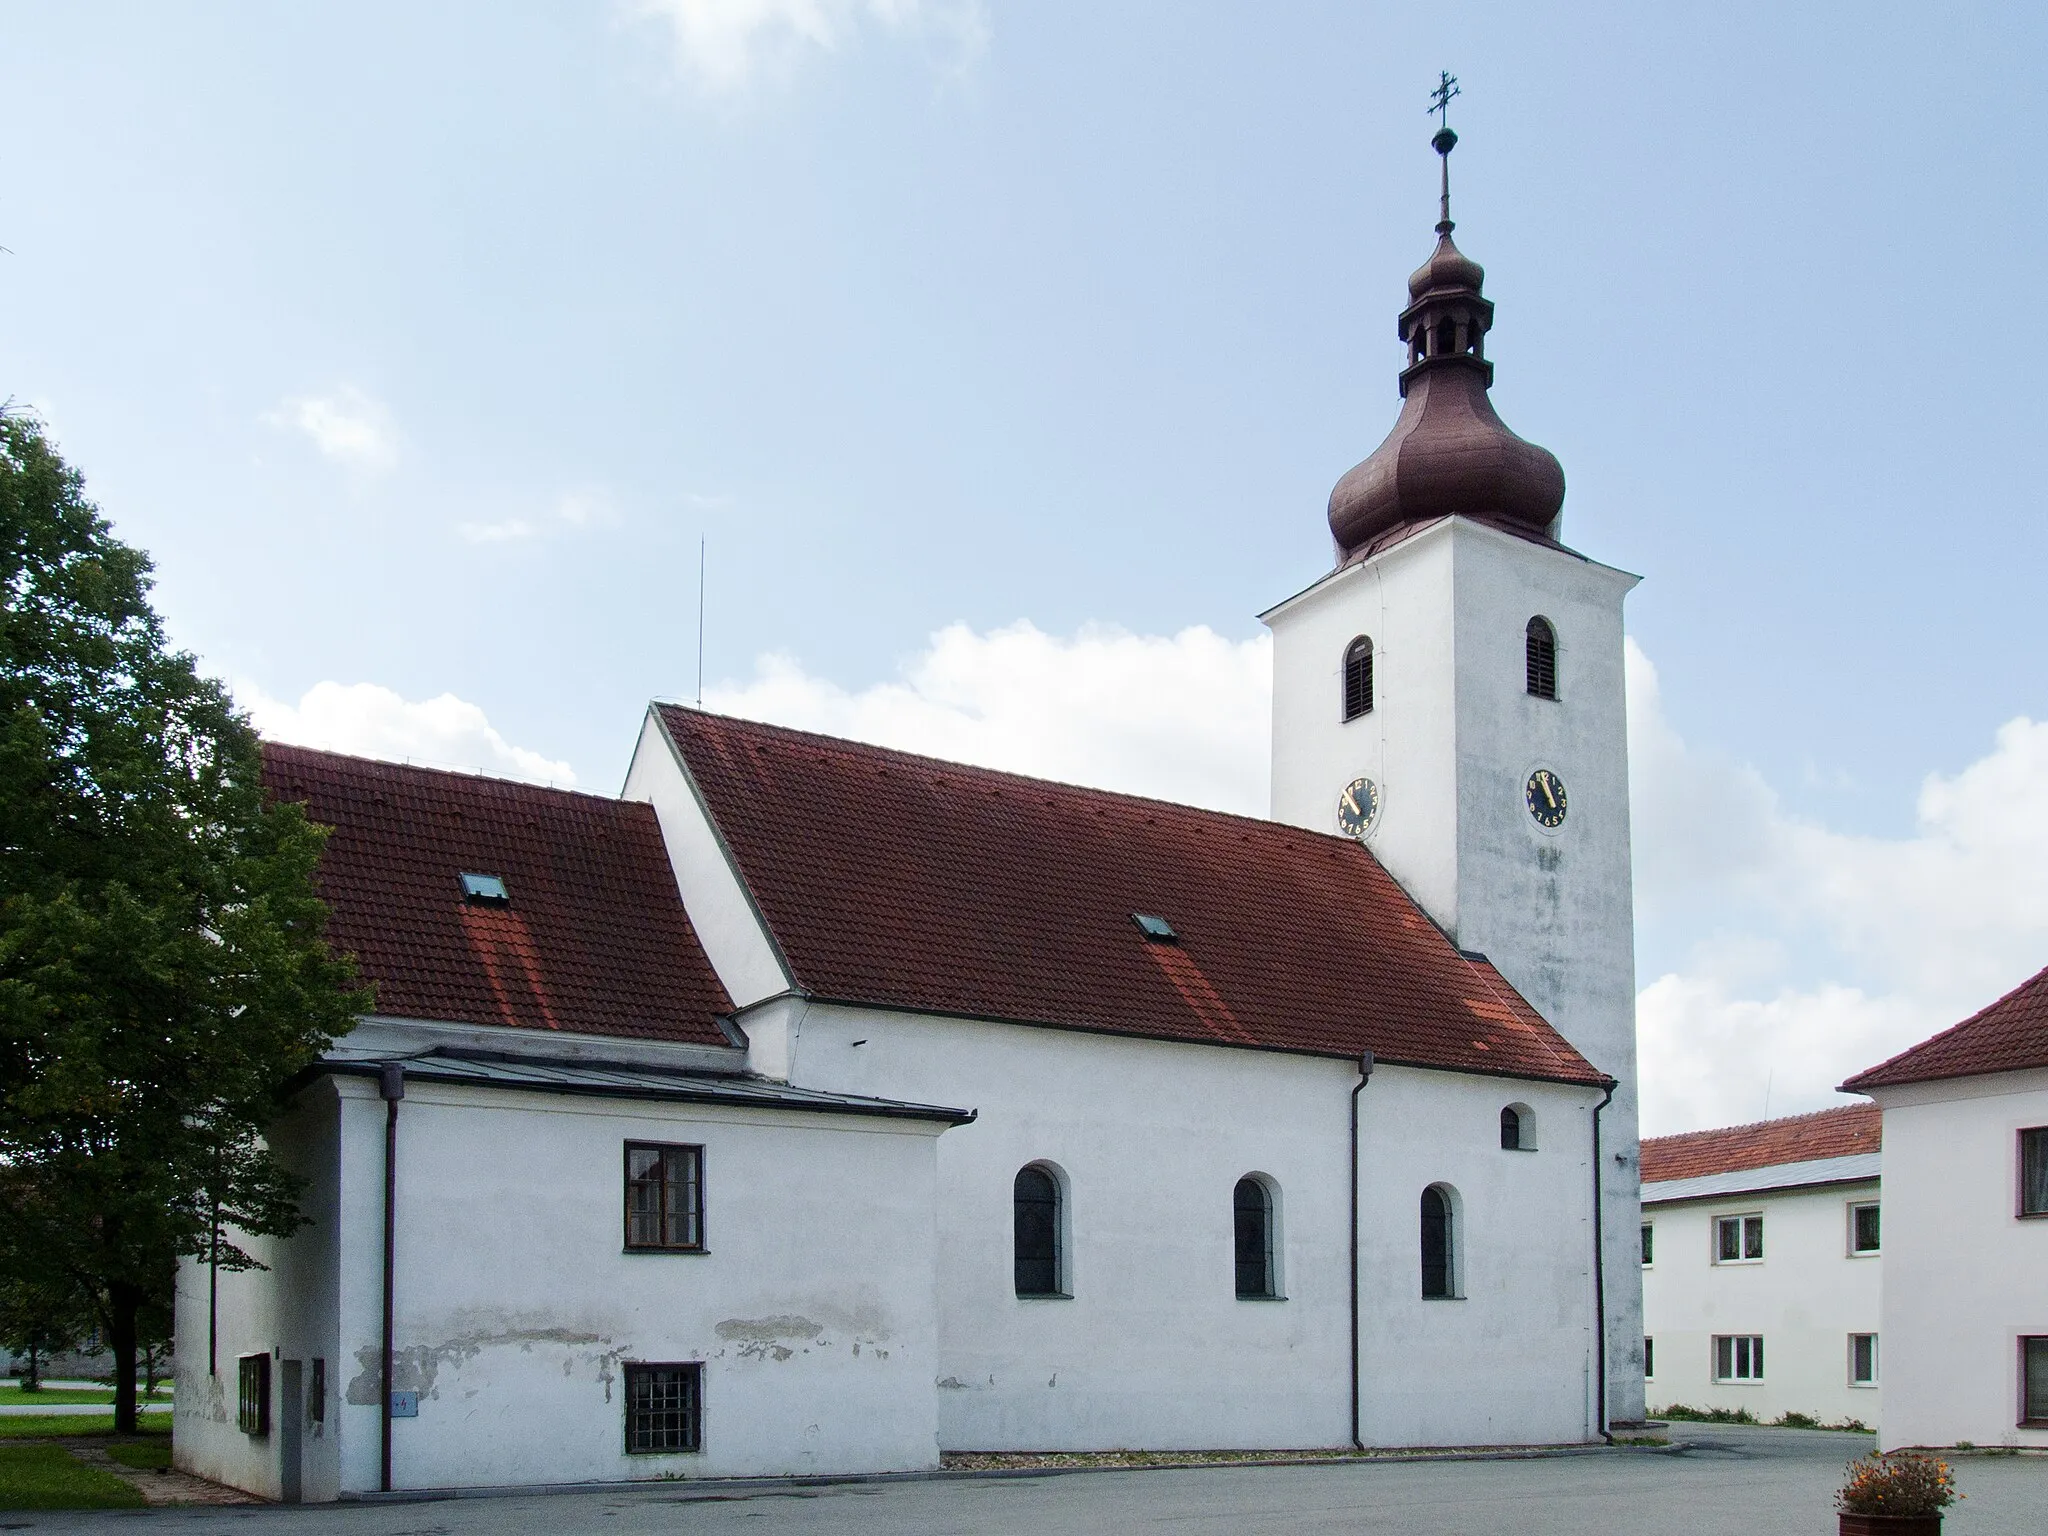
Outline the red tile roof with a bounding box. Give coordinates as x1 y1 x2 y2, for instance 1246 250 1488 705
264 744 734 1047
1640 1103 1881 1185
1842 963 2048 1090
655 707 1605 1086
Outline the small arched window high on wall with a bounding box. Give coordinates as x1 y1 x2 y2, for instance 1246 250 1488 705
1526 616 1558 700
1234 1177 1276 1298
1014 1164 1062 1297
1342 636 1375 721
1500 1106 1523 1150
1420 1185 1456 1299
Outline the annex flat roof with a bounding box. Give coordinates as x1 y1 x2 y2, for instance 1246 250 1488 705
320 1049 975 1125
1642 1152 1881 1208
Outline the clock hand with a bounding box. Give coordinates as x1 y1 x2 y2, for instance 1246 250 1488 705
1343 788 1360 817
1541 778 1557 810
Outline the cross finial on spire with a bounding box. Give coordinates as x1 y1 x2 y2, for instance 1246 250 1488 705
1428 72 1461 233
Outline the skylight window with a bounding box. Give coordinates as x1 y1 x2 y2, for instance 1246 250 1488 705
1131 913 1177 943
460 872 510 905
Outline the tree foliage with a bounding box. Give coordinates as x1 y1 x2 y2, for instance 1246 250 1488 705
0 414 367 1430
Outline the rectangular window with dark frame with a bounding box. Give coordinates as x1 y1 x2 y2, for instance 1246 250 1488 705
2020 1128 2048 1217
2023 1337 2048 1426
1850 1201 1881 1254
1715 1213 1763 1262
625 1143 704 1251
624 1363 702 1453
1644 1337 1655 1379
237 1353 271 1437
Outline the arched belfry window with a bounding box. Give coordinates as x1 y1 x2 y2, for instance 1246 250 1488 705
1525 617 1558 700
1014 1164 1063 1297
1420 1185 1457 1299
1234 1177 1277 1299
1342 637 1375 721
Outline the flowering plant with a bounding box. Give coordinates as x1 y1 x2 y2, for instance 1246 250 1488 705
1836 1452 1961 1516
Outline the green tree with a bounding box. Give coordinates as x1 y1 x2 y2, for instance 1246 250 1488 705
0 1266 90 1390
0 413 367 1432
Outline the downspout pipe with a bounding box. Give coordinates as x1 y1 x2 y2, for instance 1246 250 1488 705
378 1063 405 1494
1350 1051 1374 1451
1590 1075 1616 1445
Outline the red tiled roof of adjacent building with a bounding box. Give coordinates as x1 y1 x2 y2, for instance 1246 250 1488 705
1640 1103 1881 1185
264 744 734 1047
1842 963 2048 1090
655 707 1605 1086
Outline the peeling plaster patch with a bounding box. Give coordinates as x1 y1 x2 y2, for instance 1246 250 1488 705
937 1376 971 1391
346 1328 616 1406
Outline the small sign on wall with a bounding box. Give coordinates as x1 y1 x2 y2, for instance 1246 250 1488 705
389 1391 420 1419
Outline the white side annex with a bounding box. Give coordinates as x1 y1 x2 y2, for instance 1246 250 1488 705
1641 1159 1882 1425
1860 1069 2048 1450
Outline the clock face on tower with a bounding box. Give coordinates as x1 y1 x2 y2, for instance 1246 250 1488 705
1525 768 1568 829
1336 777 1380 839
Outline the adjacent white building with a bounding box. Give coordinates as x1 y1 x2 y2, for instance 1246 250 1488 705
1843 965 2048 1451
178 124 1650 1501
1640 1106 1882 1426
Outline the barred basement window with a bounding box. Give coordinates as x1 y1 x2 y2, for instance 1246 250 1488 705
1342 636 1375 721
237 1353 271 1437
2020 1128 2048 1217
624 1363 702 1453
625 1143 704 1251
1014 1164 1064 1297
1849 1333 1879 1387
1713 1335 1764 1383
1525 616 1558 700
1234 1177 1277 1299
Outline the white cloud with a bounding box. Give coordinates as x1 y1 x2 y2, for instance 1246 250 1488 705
241 681 577 787
459 489 618 545
263 385 399 473
628 0 988 90
706 621 1271 815
712 622 2048 1138
1627 639 2048 1134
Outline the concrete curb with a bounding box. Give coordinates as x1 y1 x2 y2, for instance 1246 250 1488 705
338 1439 1685 1506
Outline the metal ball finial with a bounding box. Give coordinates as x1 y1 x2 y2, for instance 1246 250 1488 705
1432 126 1458 157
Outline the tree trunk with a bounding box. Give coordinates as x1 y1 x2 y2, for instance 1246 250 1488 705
108 1281 139 1435
23 1341 40 1392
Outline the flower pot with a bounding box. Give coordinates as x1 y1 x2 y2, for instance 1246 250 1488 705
1839 1516 1941 1535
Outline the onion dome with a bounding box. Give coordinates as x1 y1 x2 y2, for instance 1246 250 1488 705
1328 125 1565 561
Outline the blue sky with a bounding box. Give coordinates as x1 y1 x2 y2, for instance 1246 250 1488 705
6 3 2046 1130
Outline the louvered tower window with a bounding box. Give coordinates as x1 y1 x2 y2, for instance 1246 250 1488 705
1525 617 1557 700
1342 636 1375 720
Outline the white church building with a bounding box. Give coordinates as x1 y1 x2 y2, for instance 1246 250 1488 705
175 126 1647 1501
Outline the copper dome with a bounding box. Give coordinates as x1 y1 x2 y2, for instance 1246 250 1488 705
1328 139 1564 561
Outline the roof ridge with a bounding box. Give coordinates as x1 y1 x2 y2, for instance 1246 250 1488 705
654 703 1351 846
261 740 614 806
1841 962 2048 1089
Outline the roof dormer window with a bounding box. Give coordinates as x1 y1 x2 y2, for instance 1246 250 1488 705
460 872 510 905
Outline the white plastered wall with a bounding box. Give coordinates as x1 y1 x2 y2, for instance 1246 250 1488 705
785 1002 1604 1450
1264 516 1645 1422
1641 1180 1882 1426
1869 1069 2048 1450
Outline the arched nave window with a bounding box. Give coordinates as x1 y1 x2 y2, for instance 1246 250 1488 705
1014 1164 1064 1298
1525 617 1558 700
1342 636 1375 720
1500 1104 1535 1151
1420 1184 1459 1299
1233 1176 1278 1299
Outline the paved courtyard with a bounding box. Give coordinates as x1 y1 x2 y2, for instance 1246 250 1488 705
8 1426 2043 1534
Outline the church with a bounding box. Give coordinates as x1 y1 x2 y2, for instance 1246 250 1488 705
174 123 1646 1502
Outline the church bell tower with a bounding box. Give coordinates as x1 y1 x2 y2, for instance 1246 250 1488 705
1262 102 1645 1425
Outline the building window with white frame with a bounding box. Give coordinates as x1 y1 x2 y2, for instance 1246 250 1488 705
1640 1222 1653 1266
1714 1212 1764 1262
1849 1200 1880 1255
2021 1128 2048 1217
1713 1335 1764 1382
1644 1337 1655 1380
1849 1333 1878 1386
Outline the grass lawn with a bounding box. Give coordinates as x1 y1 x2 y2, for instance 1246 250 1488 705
0 1385 172 1407
0 1443 145 1510
105 1441 173 1471
0 1411 172 1439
